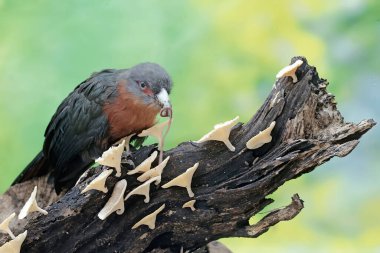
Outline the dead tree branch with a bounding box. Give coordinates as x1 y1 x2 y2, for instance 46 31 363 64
0 56 375 253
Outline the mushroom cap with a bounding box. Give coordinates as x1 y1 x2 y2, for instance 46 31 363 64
196 116 239 151
127 151 158 175
276 60 303 83
98 179 127 220
182 200 196 211
0 213 16 239
161 162 199 197
0 230 28 253
81 169 113 194
18 186 48 220
124 176 159 203
246 121 276 150
132 204 166 230
95 140 125 177
137 156 170 184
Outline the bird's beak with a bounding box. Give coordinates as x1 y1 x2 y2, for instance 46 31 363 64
156 88 171 109
157 88 172 118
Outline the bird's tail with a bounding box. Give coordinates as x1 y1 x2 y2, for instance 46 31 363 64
12 151 51 185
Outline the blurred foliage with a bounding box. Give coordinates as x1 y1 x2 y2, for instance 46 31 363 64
0 0 379 252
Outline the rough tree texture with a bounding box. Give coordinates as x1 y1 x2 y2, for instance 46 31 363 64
0 57 375 253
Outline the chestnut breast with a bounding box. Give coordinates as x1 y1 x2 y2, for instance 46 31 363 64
103 81 160 142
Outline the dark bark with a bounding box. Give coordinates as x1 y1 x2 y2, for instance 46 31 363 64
0 56 375 253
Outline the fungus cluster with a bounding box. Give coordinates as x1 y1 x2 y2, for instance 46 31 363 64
89 120 174 230
88 112 202 230
0 186 47 252
137 156 170 185
92 135 199 230
196 116 239 151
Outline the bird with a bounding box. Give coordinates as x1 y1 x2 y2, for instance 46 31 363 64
12 62 173 193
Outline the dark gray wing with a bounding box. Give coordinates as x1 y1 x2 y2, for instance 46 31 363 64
43 69 119 191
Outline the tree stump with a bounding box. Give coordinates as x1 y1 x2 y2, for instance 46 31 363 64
0 56 375 253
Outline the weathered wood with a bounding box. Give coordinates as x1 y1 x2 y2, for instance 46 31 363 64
0 56 375 253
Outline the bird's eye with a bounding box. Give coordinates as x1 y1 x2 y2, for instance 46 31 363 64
139 81 148 89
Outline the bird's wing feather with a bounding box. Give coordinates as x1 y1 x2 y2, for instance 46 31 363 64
43 70 118 184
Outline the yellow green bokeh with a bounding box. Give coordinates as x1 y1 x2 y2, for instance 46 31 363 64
0 0 379 252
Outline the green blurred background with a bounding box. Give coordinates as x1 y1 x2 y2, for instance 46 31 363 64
0 0 379 252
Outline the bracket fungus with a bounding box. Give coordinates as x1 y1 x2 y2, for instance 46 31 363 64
0 230 27 253
138 120 171 163
81 169 113 194
98 179 127 220
95 140 125 177
195 116 239 151
132 204 165 230
0 213 16 239
182 200 196 211
115 133 135 153
276 59 303 83
161 162 199 197
124 177 159 203
18 186 48 219
246 121 276 150
127 151 158 175
137 156 170 185
138 120 170 151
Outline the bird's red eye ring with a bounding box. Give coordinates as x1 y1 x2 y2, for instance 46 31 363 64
136 80 154 96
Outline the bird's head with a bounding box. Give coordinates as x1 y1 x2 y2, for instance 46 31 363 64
124 62 173 117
